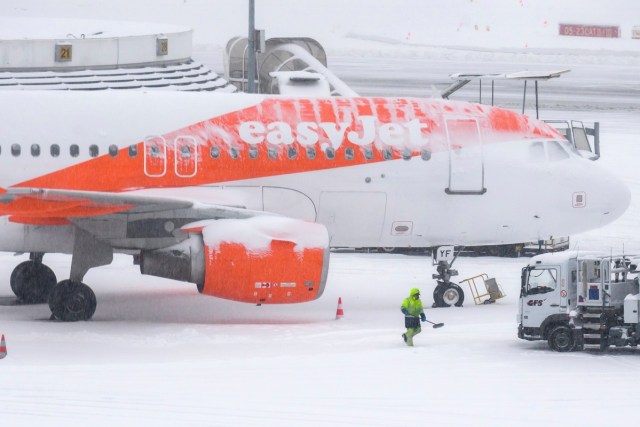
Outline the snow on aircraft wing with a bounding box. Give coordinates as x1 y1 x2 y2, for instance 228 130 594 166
0 187 263 226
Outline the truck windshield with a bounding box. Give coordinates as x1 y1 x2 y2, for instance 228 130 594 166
526 267 558 295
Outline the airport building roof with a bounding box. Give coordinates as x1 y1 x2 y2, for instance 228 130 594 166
0 17 235 92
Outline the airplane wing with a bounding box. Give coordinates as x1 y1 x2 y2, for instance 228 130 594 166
0 187 253 217
0 187 268 242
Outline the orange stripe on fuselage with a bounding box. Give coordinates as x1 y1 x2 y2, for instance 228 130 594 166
13 98 558 193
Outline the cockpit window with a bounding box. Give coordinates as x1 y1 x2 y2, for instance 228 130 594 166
547 140 570 161
526 267 558 295
558 139 579 155
529 141 545 162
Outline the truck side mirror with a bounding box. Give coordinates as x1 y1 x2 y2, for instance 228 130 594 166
520 267 528 297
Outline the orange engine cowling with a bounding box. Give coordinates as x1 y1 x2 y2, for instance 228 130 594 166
175 216 330 304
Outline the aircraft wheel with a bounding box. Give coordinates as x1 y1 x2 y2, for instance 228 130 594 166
432 282 445 307
10 260 57 303
547 325 576 352
49 280 97 321
437 283 465 307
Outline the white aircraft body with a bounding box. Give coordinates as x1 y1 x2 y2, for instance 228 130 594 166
0 91 629 320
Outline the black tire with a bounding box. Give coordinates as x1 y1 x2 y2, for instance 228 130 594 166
437 283 465 307
547 325 576 352
379 247 396 253
48 280 97 321
10 261 57 303
432 282 445 307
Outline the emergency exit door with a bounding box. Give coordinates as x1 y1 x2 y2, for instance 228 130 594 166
144 135 167 177
175 136 198 178
445 118 486 195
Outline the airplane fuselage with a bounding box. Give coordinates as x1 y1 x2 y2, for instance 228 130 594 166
0 91 629 253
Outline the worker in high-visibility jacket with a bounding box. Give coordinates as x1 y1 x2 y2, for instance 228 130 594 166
401 288 426 346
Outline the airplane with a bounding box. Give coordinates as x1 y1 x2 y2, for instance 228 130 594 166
0 90 630 320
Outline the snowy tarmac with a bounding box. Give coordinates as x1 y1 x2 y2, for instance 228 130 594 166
2 112 640 424
2 243 640 426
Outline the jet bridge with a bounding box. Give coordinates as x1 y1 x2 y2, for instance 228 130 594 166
441 69 600 160
224 36 357 97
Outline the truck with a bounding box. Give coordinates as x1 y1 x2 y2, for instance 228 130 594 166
518 251 640 352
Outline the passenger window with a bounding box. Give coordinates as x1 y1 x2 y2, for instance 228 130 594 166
402 149 412 161
180 145 191 159
31 144 40 157
306 147 316 160
108 145 118 157
529 141 545 162
268 146 278 160
249 146 258 159
70 144 79 157
547 141 569 161
364 147 373 160
229 147 239 159
89 145 99 158
287 146 297 160
11 144 21 157
421 149 431 161
50 144 60 157
129 145 138 158
383 148 393 160
325 147 335 160
345 147 354 160
210 146 220 159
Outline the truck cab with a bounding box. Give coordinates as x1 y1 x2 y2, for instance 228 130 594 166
518 251 640 352
518 252 576 350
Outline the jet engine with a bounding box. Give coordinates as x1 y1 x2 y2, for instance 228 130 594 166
140 216 330 304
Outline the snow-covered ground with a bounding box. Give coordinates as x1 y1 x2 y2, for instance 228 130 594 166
2 1 640 426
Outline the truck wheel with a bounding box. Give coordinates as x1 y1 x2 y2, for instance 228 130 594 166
548 325 576 352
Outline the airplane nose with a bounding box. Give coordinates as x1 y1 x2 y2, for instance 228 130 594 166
597 170 631 227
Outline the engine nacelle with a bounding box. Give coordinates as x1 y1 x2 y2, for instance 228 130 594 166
141 216 330 304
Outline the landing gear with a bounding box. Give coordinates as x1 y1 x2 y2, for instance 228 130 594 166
10 255 57 304
10 229 113 321
45 229 112 321
48 280 97 321
431 247 465 308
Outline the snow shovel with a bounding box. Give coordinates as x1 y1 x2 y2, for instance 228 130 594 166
424 319 444 328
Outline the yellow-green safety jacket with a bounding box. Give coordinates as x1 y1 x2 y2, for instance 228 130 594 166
401 288 424 317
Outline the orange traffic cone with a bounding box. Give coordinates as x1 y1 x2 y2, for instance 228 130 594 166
0 334 6 359
335 297 344 319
